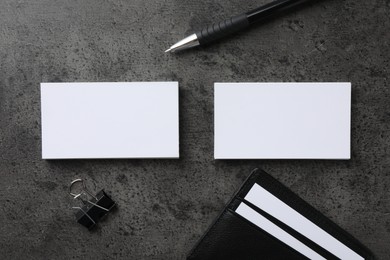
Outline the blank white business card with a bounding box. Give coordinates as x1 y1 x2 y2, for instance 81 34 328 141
41 82 179 159
214 83 351 159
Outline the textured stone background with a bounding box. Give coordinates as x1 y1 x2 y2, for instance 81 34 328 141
0 0 389 259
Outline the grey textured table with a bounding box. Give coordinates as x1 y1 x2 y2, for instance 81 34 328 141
0 0 389 259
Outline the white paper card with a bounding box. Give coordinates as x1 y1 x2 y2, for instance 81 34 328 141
41 82 179 159
244 183 364 260
235 202 326 260
214 83 351 159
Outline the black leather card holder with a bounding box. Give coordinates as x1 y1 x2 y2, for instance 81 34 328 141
187 168 374 260
187 207 307 260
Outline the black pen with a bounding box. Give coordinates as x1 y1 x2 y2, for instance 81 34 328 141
165 0 311 53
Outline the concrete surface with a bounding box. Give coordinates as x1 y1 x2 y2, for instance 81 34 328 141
0 0 389 259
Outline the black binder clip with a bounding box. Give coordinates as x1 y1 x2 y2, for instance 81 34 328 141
69 179 116 230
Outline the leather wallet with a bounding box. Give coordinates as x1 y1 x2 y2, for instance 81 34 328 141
187 168 374 260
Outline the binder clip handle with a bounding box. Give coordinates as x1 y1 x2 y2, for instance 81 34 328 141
69 178 96 200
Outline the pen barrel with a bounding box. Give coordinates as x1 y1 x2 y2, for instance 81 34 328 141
196 14 249 45
246 0 309 24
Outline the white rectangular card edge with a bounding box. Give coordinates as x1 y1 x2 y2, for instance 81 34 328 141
40 82 179 159
41 81 179 86
214 82 351 160
214 82 352 86
42 155 180 159
214 156 351 160
235 202 326 260
244 183 364 260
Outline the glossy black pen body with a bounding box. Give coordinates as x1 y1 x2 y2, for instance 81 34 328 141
165 0 311 53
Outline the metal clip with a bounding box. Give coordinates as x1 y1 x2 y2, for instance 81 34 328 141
70 179 116 230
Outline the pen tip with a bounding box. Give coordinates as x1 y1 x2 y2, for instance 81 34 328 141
165 48 171 53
